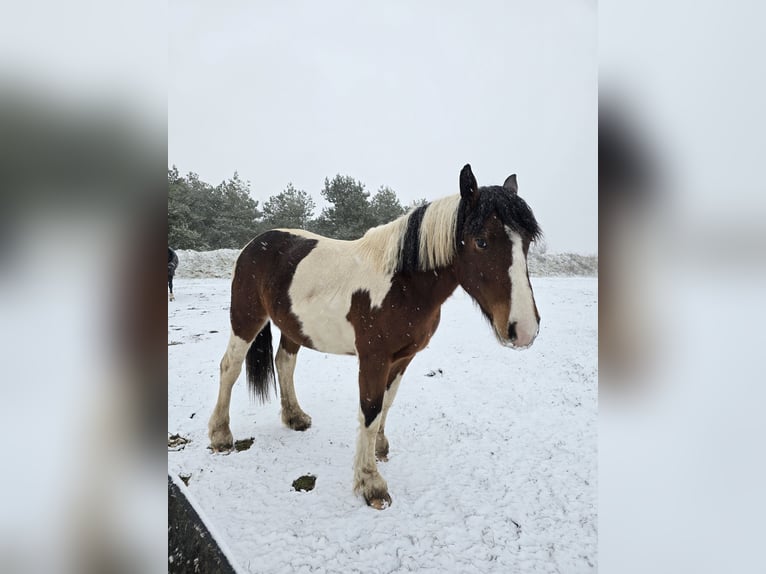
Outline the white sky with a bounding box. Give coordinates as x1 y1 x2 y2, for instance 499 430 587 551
169 0 596 253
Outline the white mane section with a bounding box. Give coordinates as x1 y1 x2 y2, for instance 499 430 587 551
417 194 460 271
356 213 411 275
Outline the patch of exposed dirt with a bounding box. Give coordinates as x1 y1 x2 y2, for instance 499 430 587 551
169 433 190 451
234 437 254 452
292 474 317 492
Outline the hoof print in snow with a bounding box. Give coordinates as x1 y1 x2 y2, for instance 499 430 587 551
425 368 444 377
234 437 255 452
292 474 317 492
179 473 191 486
168 433 190 451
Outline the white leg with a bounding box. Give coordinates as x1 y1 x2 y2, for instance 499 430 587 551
376 373 403 461
208 333 251 451
353 409 390 509
275 345 312 430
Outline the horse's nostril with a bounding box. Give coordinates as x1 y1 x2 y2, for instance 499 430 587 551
508 322 517 341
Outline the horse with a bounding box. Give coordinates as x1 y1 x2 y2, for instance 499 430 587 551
208 164 542 509
168 248 178 301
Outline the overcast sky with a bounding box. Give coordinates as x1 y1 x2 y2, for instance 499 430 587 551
169 0 596 253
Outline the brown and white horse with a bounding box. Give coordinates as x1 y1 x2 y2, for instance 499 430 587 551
208 164 542 509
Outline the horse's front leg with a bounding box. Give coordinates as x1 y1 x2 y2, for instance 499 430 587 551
375 357 413 462
353 355 392 509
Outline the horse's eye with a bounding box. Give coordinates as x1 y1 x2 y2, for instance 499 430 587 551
475 238 488 250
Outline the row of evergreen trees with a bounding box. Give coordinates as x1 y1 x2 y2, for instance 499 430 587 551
168 166 424 250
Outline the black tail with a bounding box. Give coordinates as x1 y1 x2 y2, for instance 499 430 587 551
245 322 277 403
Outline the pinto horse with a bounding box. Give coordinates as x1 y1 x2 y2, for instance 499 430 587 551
208 164 542 509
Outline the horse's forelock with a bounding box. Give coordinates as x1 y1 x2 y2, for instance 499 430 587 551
458 186 541 243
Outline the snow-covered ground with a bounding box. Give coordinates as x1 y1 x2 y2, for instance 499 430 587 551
168 277 597 573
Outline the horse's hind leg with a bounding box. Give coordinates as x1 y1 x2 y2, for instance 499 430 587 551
276 335 312 431
208 330 258 451
376 357 412 462
168 273 175 301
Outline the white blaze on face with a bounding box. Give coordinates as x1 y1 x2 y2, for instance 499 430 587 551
506 227 539 348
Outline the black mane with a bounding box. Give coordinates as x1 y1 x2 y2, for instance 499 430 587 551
457 186 542 245
397 203 429 273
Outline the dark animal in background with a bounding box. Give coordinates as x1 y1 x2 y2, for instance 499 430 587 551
168 248 179 301
208 164 542 509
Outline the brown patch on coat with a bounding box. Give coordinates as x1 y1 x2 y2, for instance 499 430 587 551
347 267 458 426
279 333 302 355
230 231 317 346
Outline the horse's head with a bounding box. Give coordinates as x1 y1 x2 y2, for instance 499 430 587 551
454 164 542 349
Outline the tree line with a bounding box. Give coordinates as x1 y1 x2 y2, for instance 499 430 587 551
168 166 424 250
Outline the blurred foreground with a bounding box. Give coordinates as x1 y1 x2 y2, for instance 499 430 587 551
0 3 166 573
600 2 766 572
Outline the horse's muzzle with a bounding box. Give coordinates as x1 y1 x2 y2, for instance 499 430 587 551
503 320 539 349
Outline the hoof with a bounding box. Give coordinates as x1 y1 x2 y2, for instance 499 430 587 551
169 293 175 301
366 493 392 510
209 427 234 452
283 411 312 431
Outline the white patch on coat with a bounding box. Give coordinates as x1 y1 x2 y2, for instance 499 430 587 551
506 227 539 348
285 229 395 355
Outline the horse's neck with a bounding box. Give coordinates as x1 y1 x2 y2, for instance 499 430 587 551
398 265 459 310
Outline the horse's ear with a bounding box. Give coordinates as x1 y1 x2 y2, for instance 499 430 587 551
503 174 518 194
460 164 479 203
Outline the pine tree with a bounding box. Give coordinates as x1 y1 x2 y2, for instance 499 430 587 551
262 183 316 230
313 175 375 239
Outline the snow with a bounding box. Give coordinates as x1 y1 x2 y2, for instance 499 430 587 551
175 249 241 279
168 277 597 573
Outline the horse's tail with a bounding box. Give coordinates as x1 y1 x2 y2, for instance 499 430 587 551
245 322 277 403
